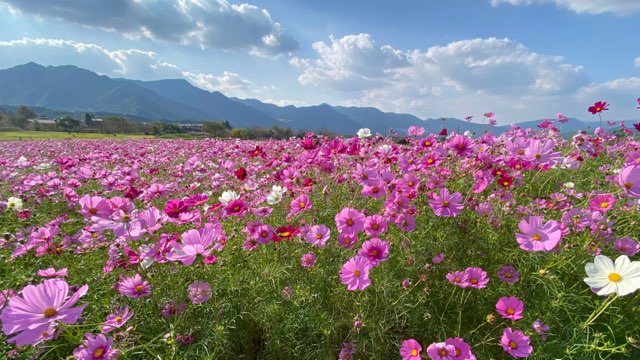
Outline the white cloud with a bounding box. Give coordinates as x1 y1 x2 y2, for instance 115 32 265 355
0 37 265 98
635 57 640 67
1 0 299 55
490 0 640 15
291 35 596 121
575 78 640 119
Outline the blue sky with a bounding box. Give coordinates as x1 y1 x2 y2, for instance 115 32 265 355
0 0 639 123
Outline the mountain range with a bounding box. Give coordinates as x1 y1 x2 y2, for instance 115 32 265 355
0 62 596 135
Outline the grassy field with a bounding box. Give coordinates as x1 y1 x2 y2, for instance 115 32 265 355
0 131 153 141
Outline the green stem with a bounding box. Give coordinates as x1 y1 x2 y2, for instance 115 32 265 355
581 294 617 329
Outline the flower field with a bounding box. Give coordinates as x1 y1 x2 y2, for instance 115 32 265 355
1 124 640 359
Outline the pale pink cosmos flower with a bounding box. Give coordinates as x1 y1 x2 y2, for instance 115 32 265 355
305 224 330 247
101 306 133 333
446 271 469 288
515 216 562 252
1 279 88 345
166 223 222 265
117 274 151 298
618 165 640 198
289 194 312 218
399 338 422 360
364 215 388 237
464 267 489 289
187 281 212 304
427 342 456 359
37 267 68 278
301 253 317 267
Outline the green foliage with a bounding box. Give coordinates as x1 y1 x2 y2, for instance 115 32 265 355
55 116 81 132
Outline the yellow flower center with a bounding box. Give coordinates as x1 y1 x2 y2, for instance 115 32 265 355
509 340 518 349
624 182 632 189
89 208 97 214
372 223 379 230
535 153 541 159
411 349 418 356
425 141 432 146
442 201 449 207
470 278 478 284
43 307 57 318
532 234 541 241
93 348 105 357
608 273 622 282
281 232 290 237
506 308 515 315
115 316 122 322
600 202 609 209
299 202 305 208
354 270 361 277
369 250 378 257
346 219 354 226
135 285 144 293
439 349 448 356
517 149 524 155
315 233 322 239
427 159 434 164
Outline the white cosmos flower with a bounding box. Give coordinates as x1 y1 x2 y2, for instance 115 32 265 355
6 197 23 212
218 190 239 205
266 185 286 205
584 255 640 297
357 128 371 138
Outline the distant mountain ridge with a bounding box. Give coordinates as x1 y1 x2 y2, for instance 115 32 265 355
0 62 598 135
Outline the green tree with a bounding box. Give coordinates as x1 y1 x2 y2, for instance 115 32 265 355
85 113 94 126
230 128 249 139
103 116 132 134
16 105 36 120
56 116 80 132
203 121 230 138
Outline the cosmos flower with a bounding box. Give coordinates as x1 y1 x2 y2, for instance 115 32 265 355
6 197 23 212
1 279 88 345
515 216 562 252
117 274 151 299
301 253 317 267
400 338 422 360
426 342 456 359
357 128 372 138
584 255 640 296
429 188 464 217
496 296 525 321
497 265 520 285
501 327 533 358
187 281 212 304
73 333 120 360
589 193 615 214
340 256 372 291
464 267 490 289
618 165 640 198
357 238 390 267
335 207 366 235
588 101 609 114
101 306 133 333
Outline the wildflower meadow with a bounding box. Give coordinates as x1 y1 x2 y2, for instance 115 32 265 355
1 109 640 359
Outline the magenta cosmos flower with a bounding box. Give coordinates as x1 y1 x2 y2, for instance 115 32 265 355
117 274 151 298
37 267 68 278
400 338 422 360
289 194 312 218
618 165 640 198
166 223 222 265
447 134 476 157
335 208 366 235
501 327 533 358
429 188 464 217
73 332 120 360
496 296 525 321
340 256 372 291
101 306 133 333
357 238 390 267
589 193 616 214
1 279 88 345
446 271 469 288
515 216 562 252
497 265 520 285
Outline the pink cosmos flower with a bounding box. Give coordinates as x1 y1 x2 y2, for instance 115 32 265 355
532 319 550 341
429 188 464 217
357 238 390 267
163 198 190 218
255 224 275 244
557 113 569 123
588 101 608 114
400 338 422 360
497 265 520 285
364 215 388 237
37 267 68 278
101 306 133 333
73 333 120 360
117 274 151 298
289 194 312 218
515 216 562 252
446 271 469 288
589 193 615 214
79 195 112 219
335 208 366 235
407 126 425 137
501 327 533 358
447 134 476 157
465 267 490 289
340 256 371 291
1 279 88 345
427 342 456 359
301 252 317 267
337 233 359 249
444 337 476 359
496 296 525 321
166 223 222 265
613 237 640 256
187 281 212 304
618 166 640 198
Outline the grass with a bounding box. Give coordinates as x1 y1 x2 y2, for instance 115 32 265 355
0 131 153 141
